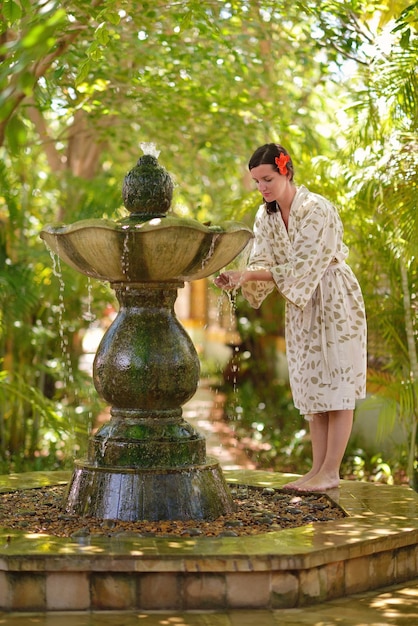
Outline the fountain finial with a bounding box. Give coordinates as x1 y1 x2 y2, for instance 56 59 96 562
122 149 173 217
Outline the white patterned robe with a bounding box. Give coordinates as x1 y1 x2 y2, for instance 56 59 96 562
242 185 367 418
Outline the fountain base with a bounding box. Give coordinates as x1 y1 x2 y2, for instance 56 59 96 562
65 457 235 521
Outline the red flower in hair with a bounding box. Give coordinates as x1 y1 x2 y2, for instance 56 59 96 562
275 154 290 175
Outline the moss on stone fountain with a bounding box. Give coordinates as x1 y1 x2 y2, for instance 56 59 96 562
122 153 173 216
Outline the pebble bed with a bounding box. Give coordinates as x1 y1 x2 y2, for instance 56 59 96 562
0 484 346 538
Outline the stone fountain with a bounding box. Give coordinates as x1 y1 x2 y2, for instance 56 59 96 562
40 148 253 522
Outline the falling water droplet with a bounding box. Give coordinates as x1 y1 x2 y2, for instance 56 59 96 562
100 436 108 458
82 278 96 322
121 231 130 278
200 233 220 270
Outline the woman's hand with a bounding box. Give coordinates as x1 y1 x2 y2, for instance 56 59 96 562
213 270 244 291
214 268 273 291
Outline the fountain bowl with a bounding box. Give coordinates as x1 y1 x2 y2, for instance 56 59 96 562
40 216 253 283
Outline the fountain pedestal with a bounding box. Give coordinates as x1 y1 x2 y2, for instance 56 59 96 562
65 281 234 520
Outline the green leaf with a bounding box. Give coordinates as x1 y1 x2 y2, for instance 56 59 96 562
5 115 27 155
95 23 110 46
45 8 67 28
3 0 22 23
19 70 35 95
89 48 104 62
21 24 52 48
75 59 91 87
103 10 121 26
54 65 65 80
400 28 411 48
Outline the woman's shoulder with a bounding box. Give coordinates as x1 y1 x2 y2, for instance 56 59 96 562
294 186 339 218
295 185 329 206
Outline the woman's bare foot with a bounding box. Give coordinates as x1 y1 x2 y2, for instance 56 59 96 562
282 470 318 490
294 473 340 492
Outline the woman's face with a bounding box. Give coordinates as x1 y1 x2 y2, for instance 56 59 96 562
250 164 287 203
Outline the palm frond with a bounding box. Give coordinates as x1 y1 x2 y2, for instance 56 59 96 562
0 369 65 432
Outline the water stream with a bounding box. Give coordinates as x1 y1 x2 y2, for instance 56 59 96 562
200 233 220 271
121 227 130 278
48 247 102 455
49 250 75 387
82 278 96 323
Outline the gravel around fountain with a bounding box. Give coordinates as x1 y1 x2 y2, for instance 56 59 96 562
0 484 346 538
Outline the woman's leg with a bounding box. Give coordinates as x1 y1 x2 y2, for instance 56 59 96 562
296 409 354 492
282 413 329 488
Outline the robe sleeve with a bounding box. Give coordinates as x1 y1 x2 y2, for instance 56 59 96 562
242 198 346 310
241 207 276 308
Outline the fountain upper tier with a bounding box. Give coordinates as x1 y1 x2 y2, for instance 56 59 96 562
40 216 253 283
41 153 253 283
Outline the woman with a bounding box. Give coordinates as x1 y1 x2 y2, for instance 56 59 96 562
214 143 367 492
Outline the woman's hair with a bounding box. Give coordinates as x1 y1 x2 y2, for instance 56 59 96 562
248 143 294 214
